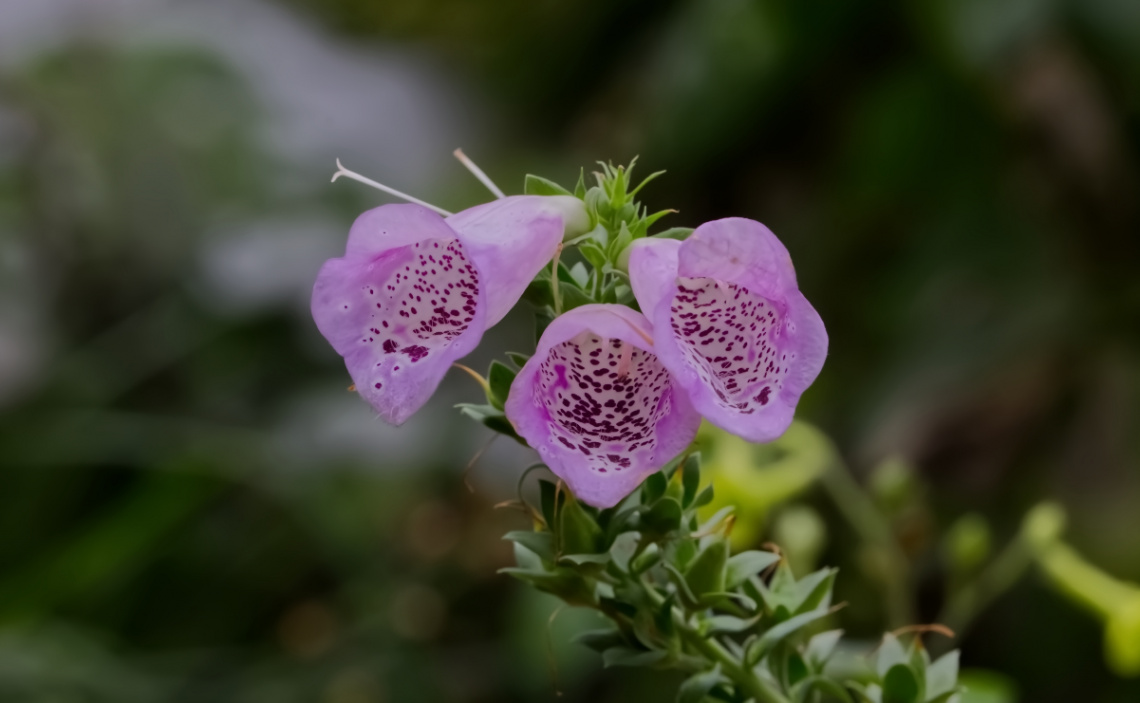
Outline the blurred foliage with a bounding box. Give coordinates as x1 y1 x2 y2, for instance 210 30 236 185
1 0 1140 701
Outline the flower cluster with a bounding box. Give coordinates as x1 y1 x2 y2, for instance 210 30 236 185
312 159 827 508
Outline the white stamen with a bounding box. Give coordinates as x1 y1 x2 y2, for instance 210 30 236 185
616 340 633 379
331 159 453 216
453 148 506 199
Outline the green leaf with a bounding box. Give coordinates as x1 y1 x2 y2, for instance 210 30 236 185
793 676 855 703
804 629 844 670
505 351 530 369
503 530 554 562
573 628 626 653
925 651 959 700
882 664 920 703
693 484 715 508
574 168 587 199
793 568 837 614
609 531 640 572
559 493 604 555
681 453 701 508
560 552 610 566
678 664 722 703
640 497 683 535
644 471 668 503
876 634 909 678
705 614 761 634
524 174 572 197
602 647 668 668
630 542 662 574
725 550 781 590
455 403 522 442
487 360 516 410
746 607 834 665
685 539 729 597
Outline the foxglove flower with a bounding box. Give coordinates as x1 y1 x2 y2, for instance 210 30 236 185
628 218 827 443
505 304 701 508
312 196 582 425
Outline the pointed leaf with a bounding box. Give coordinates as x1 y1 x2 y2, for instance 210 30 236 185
725 550 781 590
503 530 554 562
487 360 516 410
574 628 626 653
678 664 722 703
603 647 668 668
925 651 959 699
682 453 701 508
881 664 920 703
524 174 572 197
804 629 844 670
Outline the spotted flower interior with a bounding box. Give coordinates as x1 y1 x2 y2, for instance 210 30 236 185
536 332 675 475
350 237 479 390
670 276 796 415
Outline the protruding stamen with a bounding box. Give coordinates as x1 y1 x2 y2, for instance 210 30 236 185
331 159 452 216
453 148 506 199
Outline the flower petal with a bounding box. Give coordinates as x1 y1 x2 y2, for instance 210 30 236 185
505 304 701 508
628 237 682 318
446 195 575 327
312 203 487 425
633 218 827 443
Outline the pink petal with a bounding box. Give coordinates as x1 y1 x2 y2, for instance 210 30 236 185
446 195 573 327
312 203 487 425
505 304 701 508
632 218 827 443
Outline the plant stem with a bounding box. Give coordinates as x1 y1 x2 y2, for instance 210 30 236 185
677 623 792 703
819 460 914 627
636 573 789 703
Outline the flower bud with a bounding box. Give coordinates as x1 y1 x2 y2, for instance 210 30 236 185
545 195 590 241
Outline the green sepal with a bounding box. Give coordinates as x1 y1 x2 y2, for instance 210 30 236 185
487 360 516 410
505 351 531 369
685 538 729 598
559 492 604 556
881 664 920 703
677 664 722 703
643 471 668 503
524 174 573 197
692 484 715 508
574 168 587 199
639 497 683 536
681 453 701 508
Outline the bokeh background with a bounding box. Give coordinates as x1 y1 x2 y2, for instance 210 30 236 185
1 0 1138 701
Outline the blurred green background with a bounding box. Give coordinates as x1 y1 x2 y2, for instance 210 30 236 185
0 0 1138 701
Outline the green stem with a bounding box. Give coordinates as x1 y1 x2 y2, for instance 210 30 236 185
677 623 791 703
819 460 914 627
637 574 788 703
